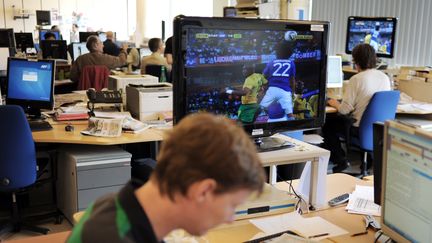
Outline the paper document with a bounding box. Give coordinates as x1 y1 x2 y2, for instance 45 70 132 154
345 185 381 216
249 211 348 241
81 117 123 137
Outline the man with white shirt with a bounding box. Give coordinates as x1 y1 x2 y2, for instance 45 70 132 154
323 43 391 173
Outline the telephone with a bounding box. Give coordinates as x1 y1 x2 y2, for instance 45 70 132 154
86 88 122 104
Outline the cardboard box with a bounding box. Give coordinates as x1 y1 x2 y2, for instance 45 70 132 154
398 79 432 102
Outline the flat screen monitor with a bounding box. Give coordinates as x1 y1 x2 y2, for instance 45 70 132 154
381 121 432 243
39 30 60 41
14 32 34 53
345 16 397 58
223 7 237 17
71 42 89 61
0 29 15 48
326 56 343 88
36 10 51 26
173 16 329 149
79 32 98 43
40 40 67 60
139 47 151 58
6 58 55 117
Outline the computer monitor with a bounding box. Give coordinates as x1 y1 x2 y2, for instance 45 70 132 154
326 56 343 88
71 42 89 61
139 47 151 58
40 40 67 60
39 30 60 41
36 10 51 26
14 32 34 53
6 58 55 117
0 29 15 48
223 7 237 17
79 32 98 43
381 120 432 243
173 16 329 150
345 16 397 58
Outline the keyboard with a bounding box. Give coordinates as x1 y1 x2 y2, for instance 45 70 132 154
28 120 53 131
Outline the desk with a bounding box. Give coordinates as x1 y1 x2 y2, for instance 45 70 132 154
32 121 165 145
205 173 374 243
10 174 374 243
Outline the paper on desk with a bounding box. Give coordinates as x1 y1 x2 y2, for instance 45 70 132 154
93 111 132 119
296 154 329 208
249 211 348 240
250 232 318 243
345 185 381 216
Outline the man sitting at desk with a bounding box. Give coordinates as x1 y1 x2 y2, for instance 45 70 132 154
323 43 391 173
103 31 120 56
70 35 127 84
67 113 266 243
140 38 171 74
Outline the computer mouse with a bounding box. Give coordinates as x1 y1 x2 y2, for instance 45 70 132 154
65 124 74 132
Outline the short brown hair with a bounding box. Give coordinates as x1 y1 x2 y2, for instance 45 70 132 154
152 113 266 200
148 38 162 52
352 43 377 70
86 35 99 52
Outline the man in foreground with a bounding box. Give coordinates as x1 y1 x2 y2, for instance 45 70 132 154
67 113 266 243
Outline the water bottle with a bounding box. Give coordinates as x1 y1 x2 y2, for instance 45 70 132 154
160 66 167 83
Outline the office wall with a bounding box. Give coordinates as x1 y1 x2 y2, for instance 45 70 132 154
312 0 432 66
0 0 131 42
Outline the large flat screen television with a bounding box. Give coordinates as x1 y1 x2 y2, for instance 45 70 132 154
345 16 397 58
173 16 329 150
6 58 55 117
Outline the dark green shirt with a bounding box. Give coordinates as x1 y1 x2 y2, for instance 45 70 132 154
67 180 161 243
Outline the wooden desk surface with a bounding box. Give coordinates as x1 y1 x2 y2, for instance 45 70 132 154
5 174 375 243
205 173 375 243
32 121 165 145
6 231 70 243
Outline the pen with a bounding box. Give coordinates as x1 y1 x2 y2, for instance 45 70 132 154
308 233 329 239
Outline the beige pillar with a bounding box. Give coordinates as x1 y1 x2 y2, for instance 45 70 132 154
135 0 146 47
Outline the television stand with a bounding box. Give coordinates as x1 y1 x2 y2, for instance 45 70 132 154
254 136 295 152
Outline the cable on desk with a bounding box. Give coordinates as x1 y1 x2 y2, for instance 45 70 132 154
276 173 309 215
374 231 383 243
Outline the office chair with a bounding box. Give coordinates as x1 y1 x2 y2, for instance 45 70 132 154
345 90 400 177
145 65 170 83
0 105 50 236
78 65 110 91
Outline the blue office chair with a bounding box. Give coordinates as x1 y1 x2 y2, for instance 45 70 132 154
0 105 50 236
349 90 400 177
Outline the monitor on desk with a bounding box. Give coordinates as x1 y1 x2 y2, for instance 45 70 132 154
173 16 329 151
326 55 343 88
40 40 67 60
6 58 55 118
381 121 432 243
345 16 397 58
14 32 34 53
71 42 89 61
39 30 60 41
0 29 15 49
79 32 98 43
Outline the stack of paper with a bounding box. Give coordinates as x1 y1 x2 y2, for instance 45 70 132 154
346 185 381 216
55 106 89 121
249 211 348 241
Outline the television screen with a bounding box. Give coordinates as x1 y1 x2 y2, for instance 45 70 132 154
39 30 60 41
174 17 329 138
6 58 55 112
36 10 51 26
14 32 34 53
345 16 397 58
40 40 67 60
